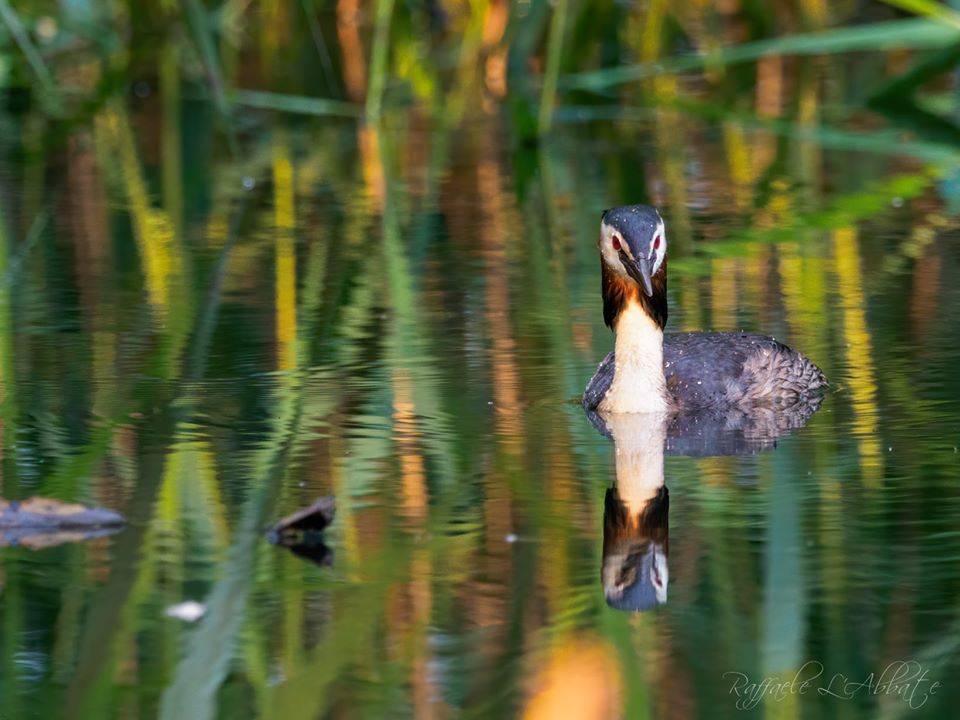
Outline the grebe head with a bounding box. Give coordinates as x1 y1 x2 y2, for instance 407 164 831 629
598 205 668 331
602 485 669 612
599 205 666 298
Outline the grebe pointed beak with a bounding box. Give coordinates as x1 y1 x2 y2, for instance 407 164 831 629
619 251 654 297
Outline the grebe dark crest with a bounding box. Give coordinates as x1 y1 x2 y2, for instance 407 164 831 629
584 205 827 415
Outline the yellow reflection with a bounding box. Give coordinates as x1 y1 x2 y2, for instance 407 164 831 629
799 0 828 27
678 273 702 332
698 456 734 488
710 257 738 331
755 55 783 120
392 368 428 524
98 106 181 319
153 447 183 579
337 0 367 103
778 243 827 360
479 157 522 453
409 548 438 718
359 125 385 205
273 139 297 371
722 123 752 210
832 227 883 486
483 0 509 99
189 441 230 554
638 0 667 63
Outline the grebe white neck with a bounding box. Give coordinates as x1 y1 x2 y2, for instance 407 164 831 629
599 298 669 414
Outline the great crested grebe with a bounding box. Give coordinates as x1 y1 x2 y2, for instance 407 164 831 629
583 205 827 415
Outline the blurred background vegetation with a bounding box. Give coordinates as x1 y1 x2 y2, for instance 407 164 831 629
1 0 960 718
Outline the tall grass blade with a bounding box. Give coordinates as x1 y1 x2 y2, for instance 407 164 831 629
563 18 960 91
365 0 396 123
231 89 360 118
180 0 237 153
0 0 61 112
300 0 340 96
879 0 960 28
538 0 568 134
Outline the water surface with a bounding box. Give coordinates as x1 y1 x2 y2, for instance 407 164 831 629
1 34 960 720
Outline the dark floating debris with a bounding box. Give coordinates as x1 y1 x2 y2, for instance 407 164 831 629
268 496 335 537
266 496 334 567
0 497 125 549
277 538 334 566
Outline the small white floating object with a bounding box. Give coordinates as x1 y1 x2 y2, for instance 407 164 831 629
505 533 518 544
165 601 206 623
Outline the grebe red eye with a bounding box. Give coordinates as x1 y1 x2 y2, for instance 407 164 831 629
612 236 621 251
653 235 661 250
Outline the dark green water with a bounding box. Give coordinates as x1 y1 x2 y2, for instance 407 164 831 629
2 17 960 719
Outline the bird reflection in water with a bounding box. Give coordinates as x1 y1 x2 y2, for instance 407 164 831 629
602 415 670 612
595 400 821 612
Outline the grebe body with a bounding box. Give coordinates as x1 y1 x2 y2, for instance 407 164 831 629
583 205 826 415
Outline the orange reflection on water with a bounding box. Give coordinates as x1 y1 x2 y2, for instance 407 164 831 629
523 637 622 720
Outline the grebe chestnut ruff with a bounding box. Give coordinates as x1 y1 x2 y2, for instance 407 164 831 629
583 205 827 415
